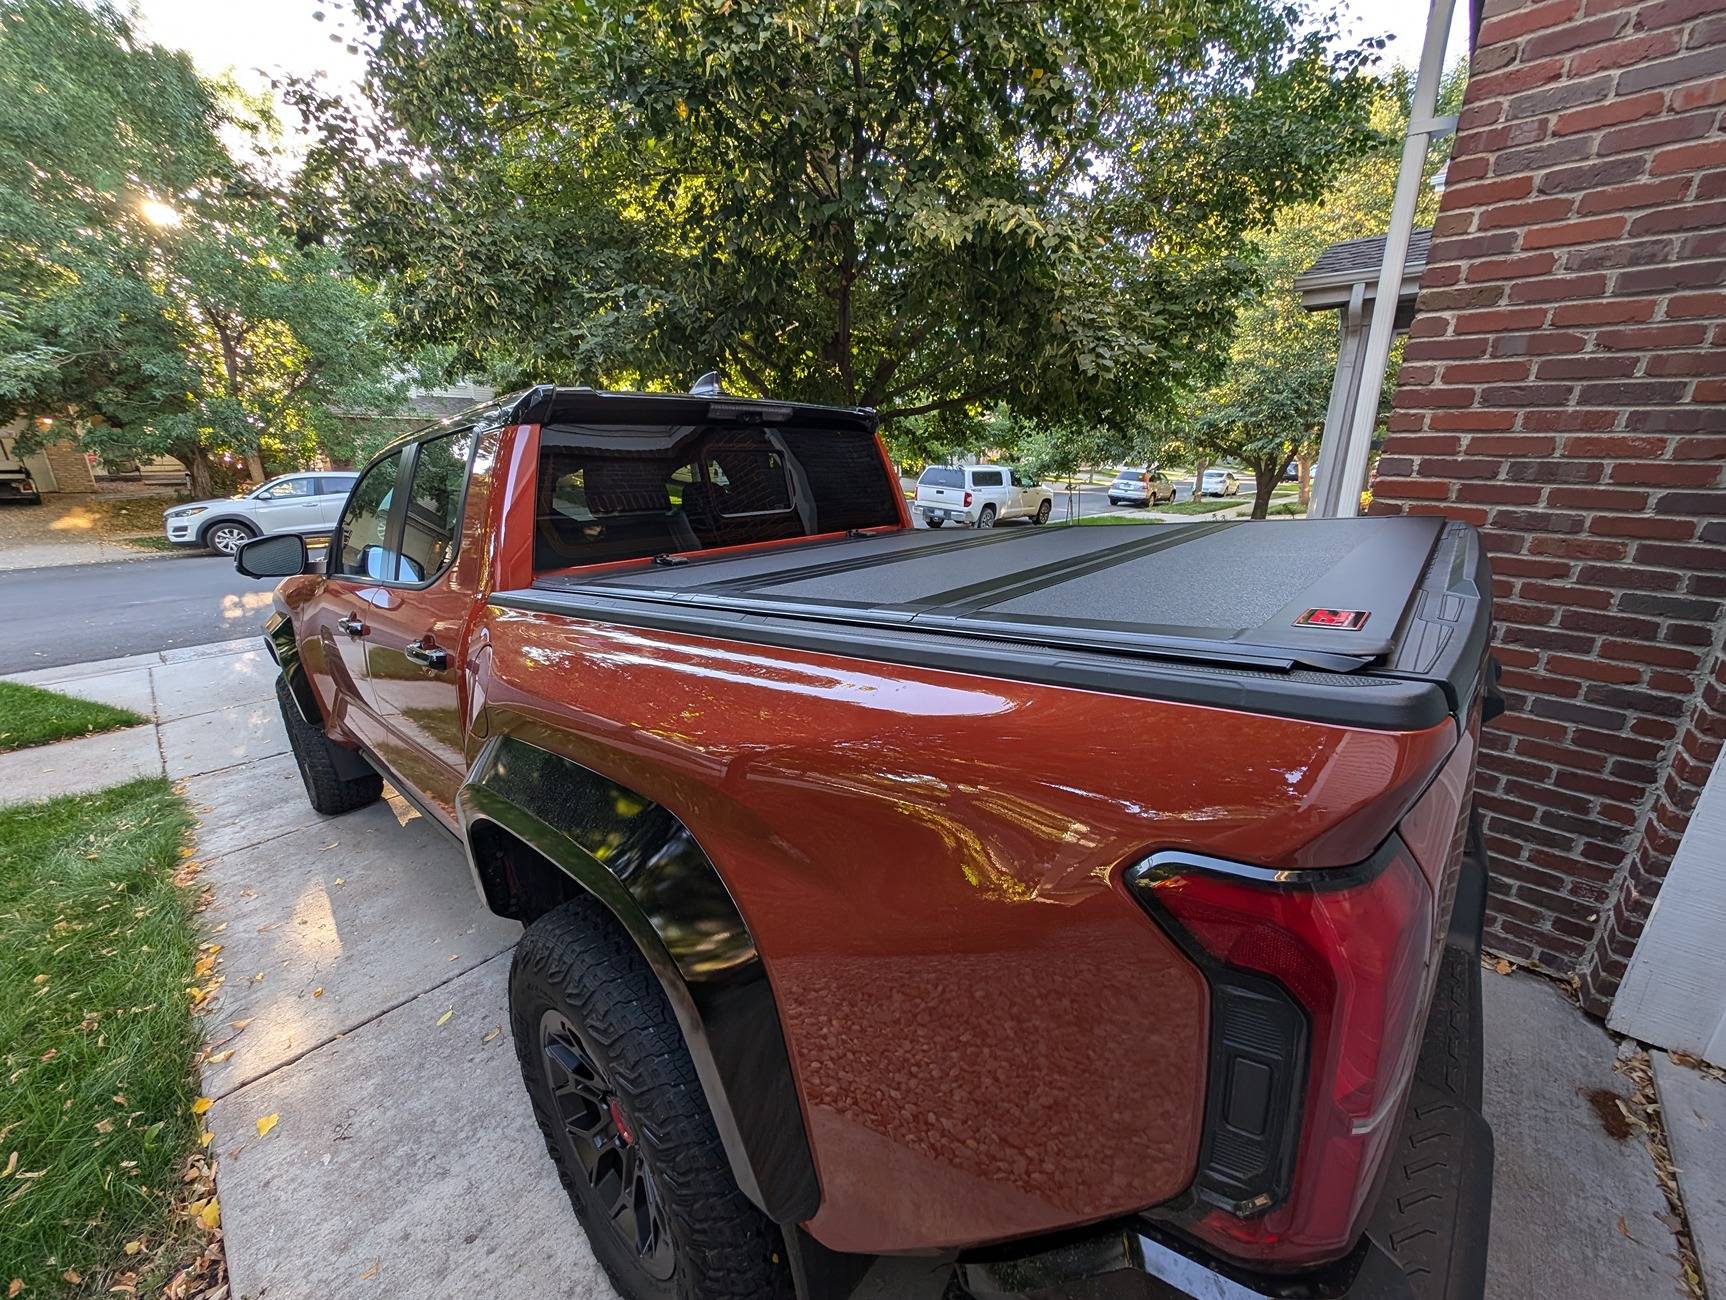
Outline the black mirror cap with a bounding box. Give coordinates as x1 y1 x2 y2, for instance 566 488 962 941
236 533 309 579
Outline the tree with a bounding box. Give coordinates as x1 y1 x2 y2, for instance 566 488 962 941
0 0 406 495
291 0 1384 431
1167 72 1459 518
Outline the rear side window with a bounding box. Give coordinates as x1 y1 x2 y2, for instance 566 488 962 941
397 430 471 583
919 466 963 489
317 476 355 497
534 423 898 572
334 451 403 580
970 469 1005 487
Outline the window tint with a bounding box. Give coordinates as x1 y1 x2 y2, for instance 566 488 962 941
334 451 403 580
534 424 894 572
257 477 314 500
919 466 963 489
397 430 471 583
317 476 356 497
970 469 1004 487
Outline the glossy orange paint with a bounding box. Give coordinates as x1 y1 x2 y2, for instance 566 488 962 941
474 608 1457 1254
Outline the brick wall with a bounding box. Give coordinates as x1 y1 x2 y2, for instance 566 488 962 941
1369 0 1726 1007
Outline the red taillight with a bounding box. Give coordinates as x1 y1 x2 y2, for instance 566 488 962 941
963 490 973 507
1128 839 1435 1268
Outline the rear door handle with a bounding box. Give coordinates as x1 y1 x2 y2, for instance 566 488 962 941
337 613 367 637
404 641 450 671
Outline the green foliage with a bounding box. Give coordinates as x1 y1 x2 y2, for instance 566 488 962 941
292 0 1385 429
0 0 406 494
1158 71 1462 518
0 682 147 753
0 778 199 1294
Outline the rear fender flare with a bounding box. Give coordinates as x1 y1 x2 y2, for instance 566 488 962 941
457 734 821 1226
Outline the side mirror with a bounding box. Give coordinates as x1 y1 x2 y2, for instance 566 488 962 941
236 533 310 578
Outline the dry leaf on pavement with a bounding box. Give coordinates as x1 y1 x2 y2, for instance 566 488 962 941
255 1114 279 1138
191 1097 212 1116
435 1009 453 1027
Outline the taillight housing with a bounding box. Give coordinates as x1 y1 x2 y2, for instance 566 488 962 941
963 490 973 507
1125 837 1435 1269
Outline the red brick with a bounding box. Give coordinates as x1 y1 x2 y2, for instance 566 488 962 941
1576 177 1697 213
1466 434 1560 456
1589 514 1700 539
1564 435 1670 457
1666 291 1726 318
1570 27 1684 75
1628 201 1726 235
1454 307 1551 333
1442 359 1535 382
1636 0 1725 29
1551 90 1666 134
1610 461 1725 486
1479 196 1579 227
1427 409 1519 431
1510 273 1611 303
1444 176 1539 209
1596 322 1709 348
1551 298 1659 326
1652 140 1726 177
1371 477 1452 501
1672 78 1726 111
1521 216 1628 248
1547 486 1651 509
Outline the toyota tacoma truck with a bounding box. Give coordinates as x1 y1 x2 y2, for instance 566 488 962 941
236 385 1497 1300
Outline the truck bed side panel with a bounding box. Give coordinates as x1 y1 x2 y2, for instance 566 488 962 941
478 610 1456 1254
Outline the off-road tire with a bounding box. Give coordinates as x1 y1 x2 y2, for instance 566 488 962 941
275 676 382 815
511 897 792 1300
1033 499 1052 525
975 504 997 529
926 517 945 528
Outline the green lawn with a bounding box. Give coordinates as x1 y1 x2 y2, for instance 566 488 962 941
0 778 203 1295
1155 497 1247 515
0 683 147 755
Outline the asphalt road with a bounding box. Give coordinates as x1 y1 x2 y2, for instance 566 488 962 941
0 553 274 673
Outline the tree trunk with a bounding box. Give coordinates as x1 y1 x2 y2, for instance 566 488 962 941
175 445 216 498
1297 452 1313 508
245 449 267 485
1190 457 1209 500
1250 454 1287 520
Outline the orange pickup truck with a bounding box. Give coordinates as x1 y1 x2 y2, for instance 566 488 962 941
237 385 1497 1300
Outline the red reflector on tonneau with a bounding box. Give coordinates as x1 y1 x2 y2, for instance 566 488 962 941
1295 607 1369 630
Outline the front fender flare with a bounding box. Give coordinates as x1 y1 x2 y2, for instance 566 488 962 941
457 734 821 1226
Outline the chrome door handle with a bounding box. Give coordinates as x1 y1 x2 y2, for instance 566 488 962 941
337 613 367 637
404 642 450 671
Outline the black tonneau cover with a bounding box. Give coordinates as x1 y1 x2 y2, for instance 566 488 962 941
496 517 1491 732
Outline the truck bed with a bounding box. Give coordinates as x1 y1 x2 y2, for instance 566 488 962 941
497 516 1490 732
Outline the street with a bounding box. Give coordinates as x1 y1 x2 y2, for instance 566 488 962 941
0 552 272 672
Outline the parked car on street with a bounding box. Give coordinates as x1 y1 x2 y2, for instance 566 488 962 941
1200 467 1241 497
0 441 42 505
163 471 359 555
914 463 1053 527
238 385 1497 1300
1107 464 1176 507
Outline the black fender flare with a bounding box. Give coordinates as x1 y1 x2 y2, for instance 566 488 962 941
264 612 319 727
457 734 821 1226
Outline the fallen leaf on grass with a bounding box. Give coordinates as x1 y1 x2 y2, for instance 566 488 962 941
435 1009 453 1027
206 1050 234 1065
2 1152 16 1178
197 1198 220 1230
123 1239 142 1255
94 1118 114 1134
191 1097 213 1116
199 1130 214 1148
9 1279 22 1297
255 1113 279 1138
62 1270 81 1284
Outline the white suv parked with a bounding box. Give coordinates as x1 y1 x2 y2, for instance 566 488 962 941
163 471 359 555
914 465 1054 528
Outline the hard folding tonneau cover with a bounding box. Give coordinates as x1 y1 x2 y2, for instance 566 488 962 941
499 516 1491 732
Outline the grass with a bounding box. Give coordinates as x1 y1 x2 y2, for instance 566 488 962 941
1155 497 1248 515
116 535 181 554
0 778 204 1295
0 683 147 755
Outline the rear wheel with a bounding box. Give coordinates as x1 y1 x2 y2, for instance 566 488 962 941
512 897 791 1300
203 520 257 556
1033 499 1052 525
975 504 997 529
926 517 945 528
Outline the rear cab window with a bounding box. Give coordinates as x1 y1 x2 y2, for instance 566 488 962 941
919 467 964 489
534 421 900 573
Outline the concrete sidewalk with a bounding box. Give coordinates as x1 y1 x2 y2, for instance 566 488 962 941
10 639 1724 1300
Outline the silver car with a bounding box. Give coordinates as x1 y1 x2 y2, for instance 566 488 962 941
163 471 359 555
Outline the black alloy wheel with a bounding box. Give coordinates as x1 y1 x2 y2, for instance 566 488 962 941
538 1009 675 1283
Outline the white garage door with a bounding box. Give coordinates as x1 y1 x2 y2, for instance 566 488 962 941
1609 753 1726 1066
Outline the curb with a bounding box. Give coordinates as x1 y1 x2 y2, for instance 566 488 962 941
1 636 262 688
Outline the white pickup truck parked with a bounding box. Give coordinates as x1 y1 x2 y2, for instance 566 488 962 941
914 464 1054 528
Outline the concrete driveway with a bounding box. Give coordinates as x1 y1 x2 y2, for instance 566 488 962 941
9 639 1720 1300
